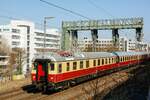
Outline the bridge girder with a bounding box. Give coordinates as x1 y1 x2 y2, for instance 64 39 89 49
62 17 144 51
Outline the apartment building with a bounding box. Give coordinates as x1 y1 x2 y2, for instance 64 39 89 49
35 29 60 52
78 37 149 52
0 20 61 74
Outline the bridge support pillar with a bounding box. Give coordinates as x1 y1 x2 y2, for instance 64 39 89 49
112 29 119 48
91 29 98 52
136 28 143 42
71 30 78 52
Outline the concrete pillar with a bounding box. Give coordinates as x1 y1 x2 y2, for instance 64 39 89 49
61 29 70 50
71 30 78 52
112 29 119 47
91 29 98 52
136 28 143 42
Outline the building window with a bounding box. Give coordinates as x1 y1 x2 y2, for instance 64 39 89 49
27 27 30 34
12 29 20 33
73 62 77 70
27 58 29 63
80 61 83 69
27 47 30 51
12 41 20 46
3 29 9 32
66 63 70 71
27 41 30 45
27 53 30 57
27 35 30 40
12 35 20 39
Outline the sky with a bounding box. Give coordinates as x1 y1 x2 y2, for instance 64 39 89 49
0 0 149 42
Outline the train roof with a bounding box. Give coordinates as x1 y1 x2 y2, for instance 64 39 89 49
33 51 149 62
33 52 115 62
114 51 149 56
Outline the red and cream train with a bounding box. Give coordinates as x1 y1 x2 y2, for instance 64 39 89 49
31 51 150 91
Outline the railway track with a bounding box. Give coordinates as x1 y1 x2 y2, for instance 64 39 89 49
0 64 147 100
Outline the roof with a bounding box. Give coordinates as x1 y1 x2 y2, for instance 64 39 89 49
115 51 149 56
33 51 150 62
34 52 114 62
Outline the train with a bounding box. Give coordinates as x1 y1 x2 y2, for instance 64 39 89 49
31 51 150 92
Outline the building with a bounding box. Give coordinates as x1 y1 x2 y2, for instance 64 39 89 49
0 20 61 74
0 55 9 74
78 37 149 52
35 29 61 52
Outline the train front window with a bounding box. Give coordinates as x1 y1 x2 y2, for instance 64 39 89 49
33 62 38 70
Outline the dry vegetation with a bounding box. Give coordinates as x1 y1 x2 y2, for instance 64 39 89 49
0 38 26 82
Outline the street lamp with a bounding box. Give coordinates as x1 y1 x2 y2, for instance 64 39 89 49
43 17 54 52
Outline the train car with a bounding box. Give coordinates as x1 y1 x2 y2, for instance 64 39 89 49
31 51 150 91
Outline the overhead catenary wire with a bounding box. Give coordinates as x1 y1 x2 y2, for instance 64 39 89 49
87 0 115 18
40 0 91 20
0 14 56 29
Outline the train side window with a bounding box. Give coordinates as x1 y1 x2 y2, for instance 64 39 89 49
58 64 62 73
102 59 104 65
114 58 115 63
50 63 55 71
109 58 111 64
73 62 77 70
80 61 83 69
113 58 114 63
93 60 96 66
98 59 100 65
105 58 107 64
86 60 89 68
66 63 70 71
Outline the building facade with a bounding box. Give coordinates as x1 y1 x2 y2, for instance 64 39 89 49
78 37 149 52
0 20 61 74
35 29 61 52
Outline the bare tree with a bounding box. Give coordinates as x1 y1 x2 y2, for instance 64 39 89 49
0 38 11 55
12 48 26 75
81 78 102 100
0 38 12 81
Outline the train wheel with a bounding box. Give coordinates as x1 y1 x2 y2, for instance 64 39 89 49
66 82 70 89
43 85 47 93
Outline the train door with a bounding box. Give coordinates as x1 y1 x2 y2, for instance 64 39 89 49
35 59 49 83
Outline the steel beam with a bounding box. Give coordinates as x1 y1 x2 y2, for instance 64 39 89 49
91 29 98 52
136 28 143 42
112 29 119 47
62 17 144 51
71 30 78 52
